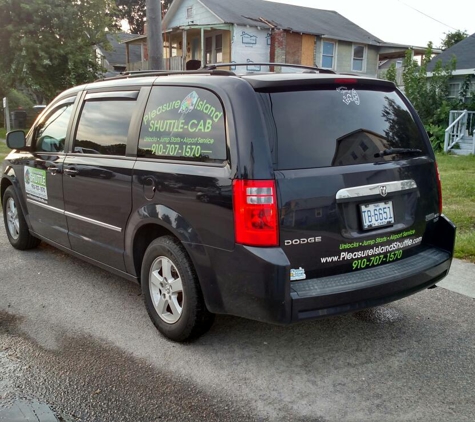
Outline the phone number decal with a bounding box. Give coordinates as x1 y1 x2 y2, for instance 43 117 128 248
352 250 403 270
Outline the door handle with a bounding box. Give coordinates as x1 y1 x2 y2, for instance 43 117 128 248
64 168 79 177
47 166 60 176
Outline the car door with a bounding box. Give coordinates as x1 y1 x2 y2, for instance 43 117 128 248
23 96 79 247
62 88 148 271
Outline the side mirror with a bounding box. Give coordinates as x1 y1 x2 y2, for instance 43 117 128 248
6 130 27 150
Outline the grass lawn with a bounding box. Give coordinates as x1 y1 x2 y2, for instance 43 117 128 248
0 128 10 161
436 153 475 263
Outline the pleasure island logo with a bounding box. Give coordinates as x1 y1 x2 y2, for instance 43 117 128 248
179 91 199 114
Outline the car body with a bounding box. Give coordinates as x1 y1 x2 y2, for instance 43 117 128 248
1 65 456 341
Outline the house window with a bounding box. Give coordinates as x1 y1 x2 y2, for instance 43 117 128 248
352 44 365 72
186 6 193 19
321 41 335 69
448 83 461 98
205 33 224 64
359 141 368 152
215 34 223 63
205 37 212 64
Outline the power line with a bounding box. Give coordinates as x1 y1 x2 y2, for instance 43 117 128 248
396 0 458 31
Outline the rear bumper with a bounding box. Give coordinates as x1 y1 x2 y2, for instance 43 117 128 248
291 247 450 322
202 216 455 324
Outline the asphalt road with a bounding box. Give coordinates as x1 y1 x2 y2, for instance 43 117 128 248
0 218 474 421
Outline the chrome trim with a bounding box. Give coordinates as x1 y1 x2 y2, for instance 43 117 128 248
336 180 417 200
27 198 122 232
27 198 65 214
65 211 122 233
85 91 139 100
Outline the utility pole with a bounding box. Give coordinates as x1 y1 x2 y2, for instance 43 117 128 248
3 97 10 132
146 0 164 70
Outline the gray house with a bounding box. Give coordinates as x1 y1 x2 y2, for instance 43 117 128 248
125 0 416 75
427 33 475 154
427 33 475 100
95 33 141 77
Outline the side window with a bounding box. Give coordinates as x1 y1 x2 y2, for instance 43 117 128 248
138 87 227 163
35 101 74 153
73 93 137 156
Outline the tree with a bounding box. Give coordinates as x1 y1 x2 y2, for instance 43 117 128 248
0 0 115 102
439 30 468 50
401 43 456 150
114 0 173 34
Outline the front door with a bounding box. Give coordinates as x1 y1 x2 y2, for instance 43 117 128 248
62 89 142 271
24 97 78 248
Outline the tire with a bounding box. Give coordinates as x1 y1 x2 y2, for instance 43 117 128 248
141 236 214 342
2 186 41 250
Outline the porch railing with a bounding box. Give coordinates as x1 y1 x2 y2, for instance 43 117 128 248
444 110 475 153
127 56 184 72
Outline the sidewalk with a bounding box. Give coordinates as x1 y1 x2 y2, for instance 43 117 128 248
438 258 475 298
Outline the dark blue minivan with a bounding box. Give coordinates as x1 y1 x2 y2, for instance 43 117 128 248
1 65 456 341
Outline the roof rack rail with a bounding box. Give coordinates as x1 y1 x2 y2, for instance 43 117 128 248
203 62 336 74
96 69 236 81
94 63 337 82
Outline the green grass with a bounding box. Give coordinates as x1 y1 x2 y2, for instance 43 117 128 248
0 129 10 161
436 153 475 263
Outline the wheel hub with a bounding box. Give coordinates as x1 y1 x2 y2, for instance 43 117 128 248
149 256 184 324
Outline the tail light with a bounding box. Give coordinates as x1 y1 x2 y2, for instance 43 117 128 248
435 162 443 214
233 180 279 247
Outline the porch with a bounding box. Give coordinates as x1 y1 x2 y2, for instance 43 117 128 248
444 110 475 155
124 24 232 72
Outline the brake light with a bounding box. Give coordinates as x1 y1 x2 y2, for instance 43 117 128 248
335 78 358 84
435 162 443 214
233 180 279 247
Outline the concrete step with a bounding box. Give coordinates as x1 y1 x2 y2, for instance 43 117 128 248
452 149 473 156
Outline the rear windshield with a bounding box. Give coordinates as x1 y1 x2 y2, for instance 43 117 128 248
259 87 429 170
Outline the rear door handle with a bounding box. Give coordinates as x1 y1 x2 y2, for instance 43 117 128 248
64 168 79 177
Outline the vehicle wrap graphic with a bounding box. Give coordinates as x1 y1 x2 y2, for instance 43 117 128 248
140 88 226 160
24 167 48 202
319 230 423 271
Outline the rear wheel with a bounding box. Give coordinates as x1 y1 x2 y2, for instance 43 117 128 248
2 186 41 250
141 236 214 342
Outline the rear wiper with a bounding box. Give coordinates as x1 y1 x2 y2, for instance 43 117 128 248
374 148 422 158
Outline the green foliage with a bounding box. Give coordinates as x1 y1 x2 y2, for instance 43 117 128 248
383 63 398 86
439 30 468 50
0 0 116 102
114 0 173 34
7 89 34 110
401 43 456 151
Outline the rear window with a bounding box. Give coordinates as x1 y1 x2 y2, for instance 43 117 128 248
260 87 429 170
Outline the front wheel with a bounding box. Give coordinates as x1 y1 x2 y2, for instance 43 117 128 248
141 236 214 342
2 186 41 250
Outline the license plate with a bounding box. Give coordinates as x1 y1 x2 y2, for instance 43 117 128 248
360 201 394 230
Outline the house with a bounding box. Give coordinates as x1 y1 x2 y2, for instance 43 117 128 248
124 0 425 76
95 33 141 77
427 33 475 154
426 33 475 101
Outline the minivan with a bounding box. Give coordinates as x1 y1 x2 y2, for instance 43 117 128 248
1 64 456 341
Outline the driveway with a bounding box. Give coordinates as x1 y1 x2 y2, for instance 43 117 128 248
0 218 474 421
